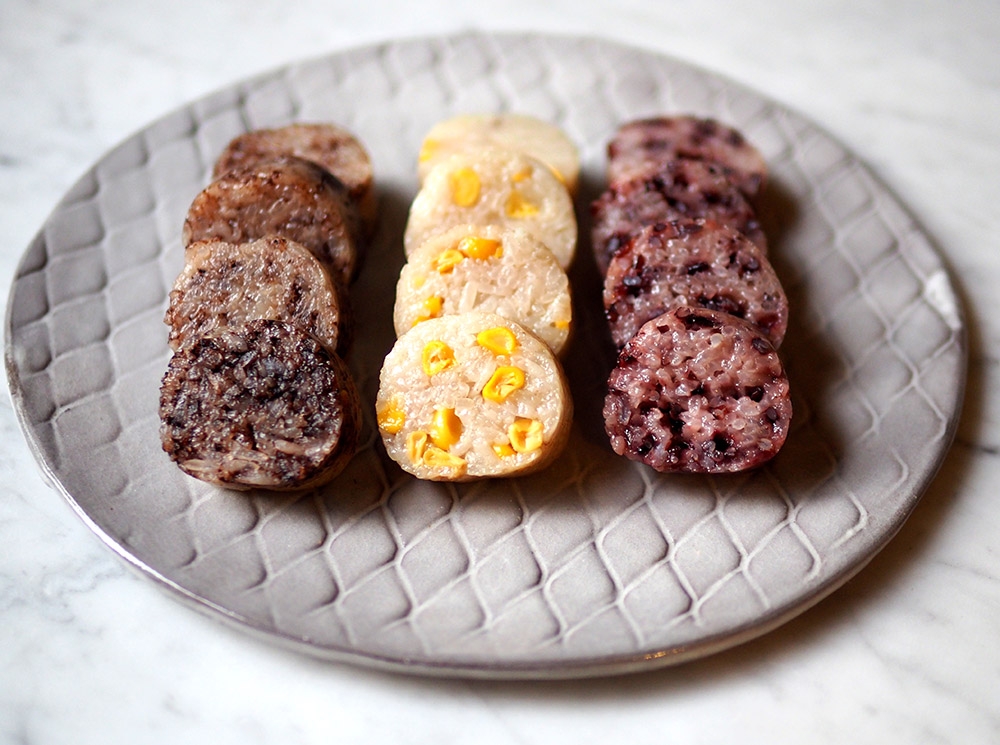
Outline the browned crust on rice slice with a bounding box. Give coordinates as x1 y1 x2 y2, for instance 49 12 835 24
164 237 349 354
183 156 360 286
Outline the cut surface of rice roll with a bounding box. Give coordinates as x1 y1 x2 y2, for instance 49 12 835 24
404 149 577 270
159 319 362 491
165 237 349 354
182 156 361 286
394 224 572 354
376 312 572 481
417 113 580 195
212 122 377 240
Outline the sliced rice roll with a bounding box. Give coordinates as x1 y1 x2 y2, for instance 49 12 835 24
159 319 362 491
394 224 572 355
376 312 572 481
603 219 787 349
607 115 767 198
164 237 349 355
417 113 581 195
212 122 378 240
182 156 361 286
404 149 577 270
603 307 791 474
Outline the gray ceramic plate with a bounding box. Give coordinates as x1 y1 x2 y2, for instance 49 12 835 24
4 32 965 678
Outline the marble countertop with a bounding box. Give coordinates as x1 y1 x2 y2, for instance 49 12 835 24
2 0 997 742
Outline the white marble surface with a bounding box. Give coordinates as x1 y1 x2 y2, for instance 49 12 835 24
1 0 997 742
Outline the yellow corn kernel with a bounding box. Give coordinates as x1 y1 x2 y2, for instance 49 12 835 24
422 446 467 472
506 189 539 218
508 418 544 453
417 138 441 163
482 366 525 403
429 407 462 450
476 327 518 356
554 318 571 330
414 295 444 325
406 431 429 463
377 400 406 434
492 441 516 458
418 138 438 163
435 248 465 273
511 165 533 182
457 235 502 260
449 166 481 207
422 340 455 376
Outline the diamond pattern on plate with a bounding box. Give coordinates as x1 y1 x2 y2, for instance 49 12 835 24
4 32 965 677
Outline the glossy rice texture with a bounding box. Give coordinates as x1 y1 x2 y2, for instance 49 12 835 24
376 312 572 481
394 224 572 354
183 156 360 286
603 219 786 349
405 149 577 269
213 123 377 238
417 113 580 195
603 307 791 473
165 237 349 354
159 320 362 491
607 115 767 197
590 158 766 273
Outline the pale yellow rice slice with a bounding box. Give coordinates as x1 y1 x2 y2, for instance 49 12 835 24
376 312 573 481
403 149 577 269
394 224 572 355
417 113 580 195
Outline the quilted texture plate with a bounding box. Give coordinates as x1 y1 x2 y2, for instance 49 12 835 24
4 32 965 678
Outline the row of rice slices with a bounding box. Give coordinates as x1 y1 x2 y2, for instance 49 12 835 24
592 116 794 474
158 123 375 491
375 114 581 482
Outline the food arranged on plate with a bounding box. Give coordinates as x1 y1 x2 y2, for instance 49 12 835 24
157 110 789 488
594 115 791 473
159 123 373 490
378 113 579 481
